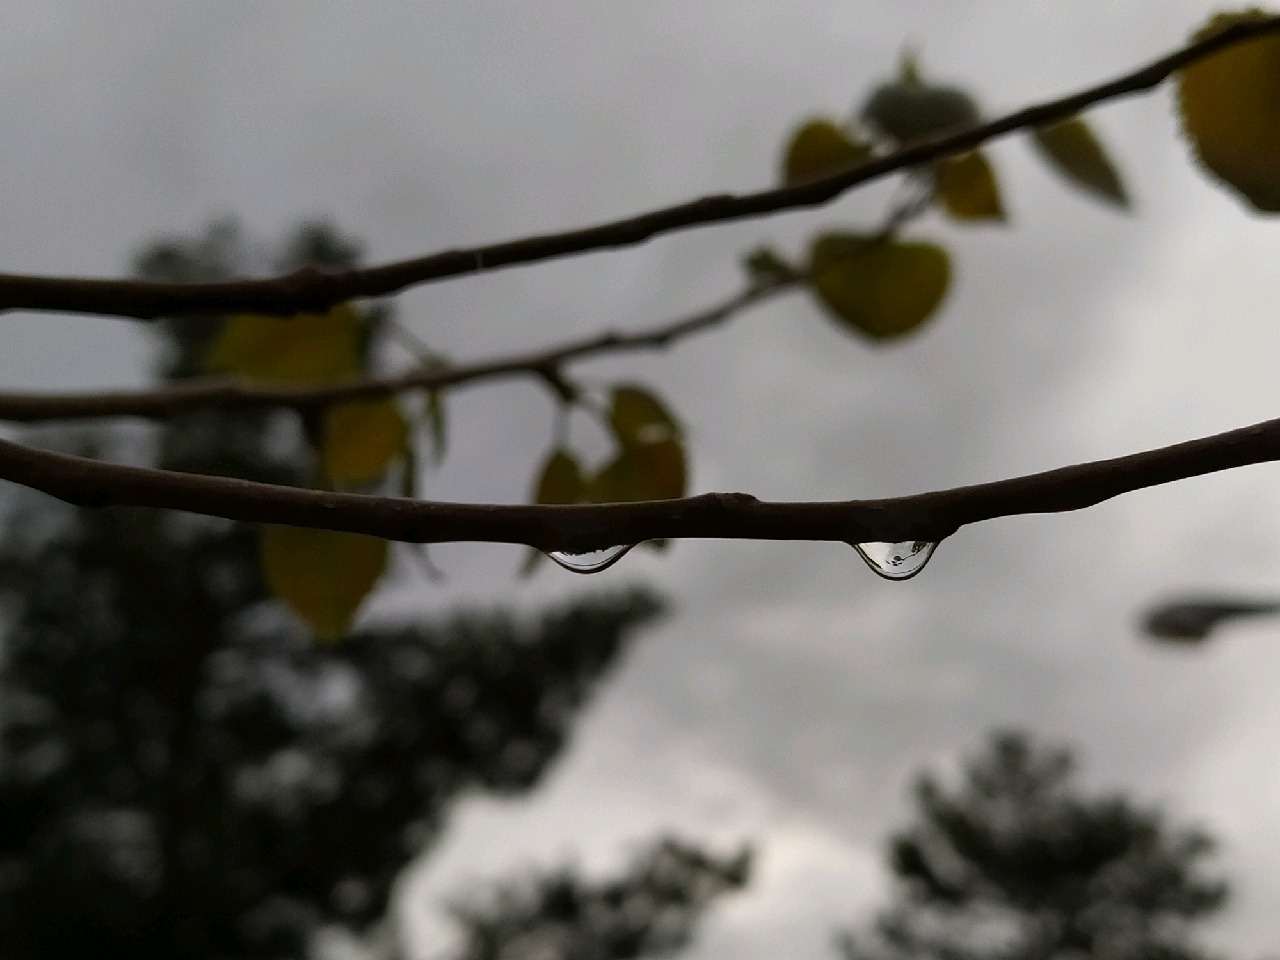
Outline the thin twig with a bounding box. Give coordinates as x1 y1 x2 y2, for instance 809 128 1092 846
0 15 1274 321
5 415 1280 553
0 279 797 422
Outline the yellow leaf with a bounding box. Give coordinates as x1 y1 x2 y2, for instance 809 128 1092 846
1179 9 1280 212
609 386 680 448
635 439 687 500
321 397 409 487
782 119 872 185
936 150 1006 221
808 234 950 341
1030 115 1128 208
260 525 387 641
423 389 447 467
399 443 420 500
589 438 686 503
206 302 363 382
532 448 585 504
522 449 586 576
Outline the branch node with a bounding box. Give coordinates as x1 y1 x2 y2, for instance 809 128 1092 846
534 366 579 404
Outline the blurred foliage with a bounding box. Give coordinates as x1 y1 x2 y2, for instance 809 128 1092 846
782 119 873 186
319 397 410 488
0 221 687 959
835 731 1229 960
1030 116 1129 208
524 385 687 575
1179 9 1280 212
808 234 951 341
774 47 1127 348
259 525 389 642
936 151 1005 222
446 838 750 960
206 303 365 383
860 51 981 145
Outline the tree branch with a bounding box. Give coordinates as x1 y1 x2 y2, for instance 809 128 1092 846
2 15 1276 321
6 416 1279 555
0 278 796 422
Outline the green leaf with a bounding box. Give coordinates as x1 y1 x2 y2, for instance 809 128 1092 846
595 388 687 505
399 442 420 500
424 389 447 467
860 55 981 144
936 150 1006 221
320 397 410 487
524 432 686 575
1178 10 1280 212
808 234 951 341
782 119 872 185
206 302 363 382
589 438 686 504
260 525 387 642
522 449 586 577
609 385 681 448
533 448 586 504
1030 115 1128 208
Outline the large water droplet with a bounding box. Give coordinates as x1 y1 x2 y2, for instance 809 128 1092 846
852 540 937 581
546 544 635 574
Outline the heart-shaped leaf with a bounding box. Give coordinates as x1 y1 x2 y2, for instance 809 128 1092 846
522 449 587 576
809 234 950 341
321 397 410 487
782 119 873 185
589 439 687 504
1179 10 1280 212
206 302 363 382
261 525 387 641
532 448 586 505
609 386 681 448
936 150 1006 221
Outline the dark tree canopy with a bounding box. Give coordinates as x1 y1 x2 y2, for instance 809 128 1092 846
0 221 674 960
836 731 1229 960
447 838 751 960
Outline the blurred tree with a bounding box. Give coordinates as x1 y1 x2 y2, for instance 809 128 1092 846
835 731 1228 960
0 221 738 960
442 838 750 960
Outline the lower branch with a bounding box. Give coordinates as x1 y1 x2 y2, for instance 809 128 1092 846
3 416 1279 553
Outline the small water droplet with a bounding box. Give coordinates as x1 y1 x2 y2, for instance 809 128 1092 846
546 544 635 574
852 540 937 581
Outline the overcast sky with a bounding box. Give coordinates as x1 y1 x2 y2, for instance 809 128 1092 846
4 3 1280 957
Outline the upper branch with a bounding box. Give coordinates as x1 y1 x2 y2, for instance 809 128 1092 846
2 16 1277 321
5 416 1279 553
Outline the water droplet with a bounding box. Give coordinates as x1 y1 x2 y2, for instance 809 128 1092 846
546 544 635 574
852 540 937 581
